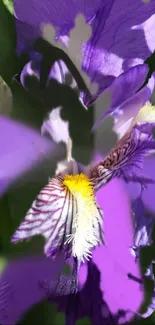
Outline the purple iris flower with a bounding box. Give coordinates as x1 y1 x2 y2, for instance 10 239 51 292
12 0 155 195
0 112 151 323
0 176 144 325
92 65 155 211
11 109 155 263
0 94 154 324
1 69 155 324
1 1 155 323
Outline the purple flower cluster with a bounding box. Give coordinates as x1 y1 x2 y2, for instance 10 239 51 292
1 0 155 324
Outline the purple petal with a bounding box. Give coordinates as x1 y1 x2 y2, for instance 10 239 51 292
108 64 149 108
14 0 103 56
82 1 155 103
46 160 154 323
92 177 144 322
0 255 64 325
92 69 154 132
135 122 155 136
11 175 77 259
38 274 78 297
50 262 118 325
124 180 141 202
142 155 155 213
113 76 155 138
0 116 60 196
15 1 155 103
40 156 144 323
89 128 155 191
92 64 149 111
125 154 155 207
126 154 155 212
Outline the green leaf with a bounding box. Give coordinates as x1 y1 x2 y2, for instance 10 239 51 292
0 0 20 86
17 301 60 325
76 317 91 325
0 256 8 274
0 75 12 115
62 263 72 275
2 0 13 14
2 236 45 258
54 312 65 325
11 81 46 129
0 194 13 246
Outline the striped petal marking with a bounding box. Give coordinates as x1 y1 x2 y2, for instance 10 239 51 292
89 103 155 191
12 174 103 263
89 128 155 191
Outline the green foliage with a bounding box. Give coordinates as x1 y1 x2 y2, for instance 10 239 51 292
2 0 13 13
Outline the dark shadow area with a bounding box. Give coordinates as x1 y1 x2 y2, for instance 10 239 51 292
34 38 91 96
131 201 155 317
0 1 21 86
145 51 155 79
14 37 94 164
136 51 155 92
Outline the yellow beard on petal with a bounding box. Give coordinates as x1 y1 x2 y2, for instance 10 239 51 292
131 103 155 128
63 174 102 262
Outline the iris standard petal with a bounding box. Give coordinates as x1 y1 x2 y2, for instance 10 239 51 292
113 75 155 139
92 64 149 114
82 0 155 102
14 0 102 56
92 67 154 132
14 0 155 103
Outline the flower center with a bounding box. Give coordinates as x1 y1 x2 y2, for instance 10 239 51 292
63 173 102 262
132 103 155 127
63 173 95 202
